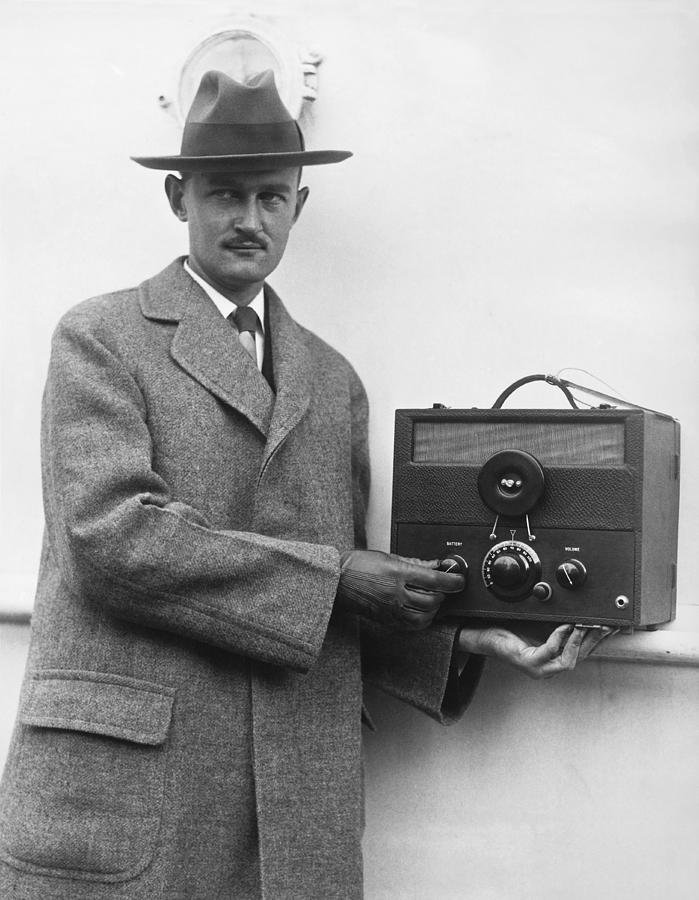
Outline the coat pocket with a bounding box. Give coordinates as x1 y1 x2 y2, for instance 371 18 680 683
0 669 175 883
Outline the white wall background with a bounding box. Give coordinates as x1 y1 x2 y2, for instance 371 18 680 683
1 1 698 898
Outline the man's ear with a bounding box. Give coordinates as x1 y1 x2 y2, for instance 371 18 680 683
165 174 188 222
293 186 309 225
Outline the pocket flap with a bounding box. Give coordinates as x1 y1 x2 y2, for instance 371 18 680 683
20 670 175 746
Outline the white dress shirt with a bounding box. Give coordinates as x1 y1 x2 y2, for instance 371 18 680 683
183 259 265 371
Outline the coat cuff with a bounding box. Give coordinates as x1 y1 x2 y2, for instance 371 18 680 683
360 620 485 724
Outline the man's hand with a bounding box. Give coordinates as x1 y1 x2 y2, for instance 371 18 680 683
458 623 616 679
336 550 465 630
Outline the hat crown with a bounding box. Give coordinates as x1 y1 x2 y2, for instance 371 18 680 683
131 68 352 170
187 70 294 126
179 69 303 159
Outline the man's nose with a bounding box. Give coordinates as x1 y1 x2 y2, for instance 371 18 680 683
235 199 262 233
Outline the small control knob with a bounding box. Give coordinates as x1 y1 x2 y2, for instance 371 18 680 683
555 559 587 590
532 581 552 601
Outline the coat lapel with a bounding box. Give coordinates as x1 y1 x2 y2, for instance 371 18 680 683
139 259 275 437
259 285 312 480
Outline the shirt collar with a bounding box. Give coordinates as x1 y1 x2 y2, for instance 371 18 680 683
183 259 265 330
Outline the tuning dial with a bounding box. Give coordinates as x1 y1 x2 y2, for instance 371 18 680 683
555 559 587 590
490 553 529 588
482 540 541 601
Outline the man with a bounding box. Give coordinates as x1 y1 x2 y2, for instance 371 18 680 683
0 71 611 900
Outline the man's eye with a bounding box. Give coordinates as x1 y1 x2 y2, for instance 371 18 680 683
260 193 285 207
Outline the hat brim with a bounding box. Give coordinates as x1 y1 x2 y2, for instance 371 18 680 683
131 150 352 171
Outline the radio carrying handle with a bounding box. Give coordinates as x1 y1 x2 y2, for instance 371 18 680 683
492 373 671 418
492 374 579 410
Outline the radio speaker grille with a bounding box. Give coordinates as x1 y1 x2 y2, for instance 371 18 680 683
412 421 625 466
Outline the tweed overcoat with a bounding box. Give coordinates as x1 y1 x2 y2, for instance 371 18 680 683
0 260 482 900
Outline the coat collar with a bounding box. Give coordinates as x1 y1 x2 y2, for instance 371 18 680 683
138 259 311 459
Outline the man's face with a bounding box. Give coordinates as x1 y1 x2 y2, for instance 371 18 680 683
165 168 308 301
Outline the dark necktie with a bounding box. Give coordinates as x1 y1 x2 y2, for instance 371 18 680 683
231 306 259 367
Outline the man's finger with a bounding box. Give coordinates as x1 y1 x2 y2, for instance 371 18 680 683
578 626 617 659
532 627 615 676
404 566 465 594
538 624 574 661
403 588 445 613
394 601 439 630
397 556 441 569
395 611 433 630
556 625 589 668
515 624 574 672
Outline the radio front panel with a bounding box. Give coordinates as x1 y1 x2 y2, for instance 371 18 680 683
395 523 636 626
390 407 680 629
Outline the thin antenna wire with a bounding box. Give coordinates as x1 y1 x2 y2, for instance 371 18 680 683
555 367 627 401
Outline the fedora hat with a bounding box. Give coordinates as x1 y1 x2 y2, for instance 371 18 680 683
132 69 352 171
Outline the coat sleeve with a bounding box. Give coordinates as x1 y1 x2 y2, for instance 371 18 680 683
347 371 485 724
41 310 340 673
360 620 485 724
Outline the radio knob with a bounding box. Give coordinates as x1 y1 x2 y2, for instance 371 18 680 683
482 540 541 601
555 559 587 590
438 555 469 579
490 553 529 588
533 581 552 601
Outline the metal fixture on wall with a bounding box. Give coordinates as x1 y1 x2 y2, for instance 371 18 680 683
157 16 323 122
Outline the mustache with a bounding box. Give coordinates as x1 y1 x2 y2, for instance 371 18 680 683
222 229 267 249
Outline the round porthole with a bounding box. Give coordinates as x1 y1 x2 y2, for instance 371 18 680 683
176 20 312 121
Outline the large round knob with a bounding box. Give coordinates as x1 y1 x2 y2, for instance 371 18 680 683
555 559 587 590
490 553 529 588
482 540 541 601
